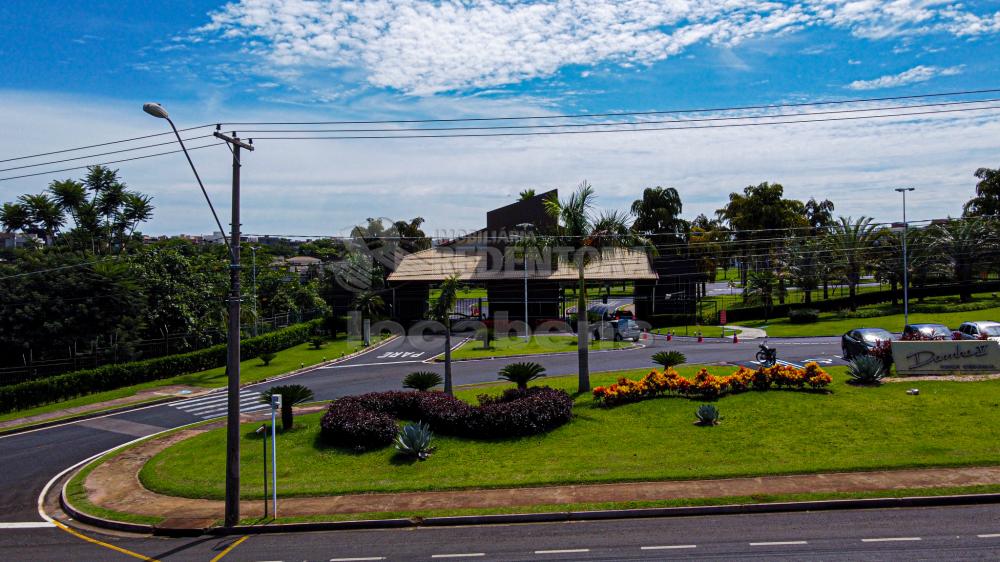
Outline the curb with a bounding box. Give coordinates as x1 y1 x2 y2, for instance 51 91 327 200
1 336 399 437
62 484 1000 537
434 342 642 363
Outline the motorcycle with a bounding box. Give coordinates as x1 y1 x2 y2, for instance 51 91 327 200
755 341 777 367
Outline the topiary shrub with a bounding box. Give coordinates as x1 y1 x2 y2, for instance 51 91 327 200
319 387 573 449
651 350 686 369
497 362 546 389
259 352 277 366
402 371 444 391
788 308 819 324
309 335 326 350
260 384 314 430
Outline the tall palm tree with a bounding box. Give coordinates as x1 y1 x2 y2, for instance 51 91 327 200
827 216 882 310
18 194 65 244
0 203 30 233
928 219 991 303
352 289 386 320
431 274 461 395
544 181 649 392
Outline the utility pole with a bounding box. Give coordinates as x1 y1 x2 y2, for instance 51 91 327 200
250 246 259 337
215 130 254 528
895 188 915 327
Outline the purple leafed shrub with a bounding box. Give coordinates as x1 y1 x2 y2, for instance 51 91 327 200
320 387 573 449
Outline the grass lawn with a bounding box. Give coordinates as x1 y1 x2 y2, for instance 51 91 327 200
447 335 631 361
744 303 1000 337
140 365 1000 501
0 337 377 425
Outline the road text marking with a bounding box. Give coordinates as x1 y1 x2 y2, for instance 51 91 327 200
861 537 921 542
430 554 485 559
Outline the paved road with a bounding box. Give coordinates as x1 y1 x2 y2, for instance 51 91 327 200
7 334 985 562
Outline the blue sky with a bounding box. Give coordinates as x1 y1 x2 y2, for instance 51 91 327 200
2 1 1000 237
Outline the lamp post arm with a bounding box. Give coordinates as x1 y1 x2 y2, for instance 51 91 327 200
164 116 233 258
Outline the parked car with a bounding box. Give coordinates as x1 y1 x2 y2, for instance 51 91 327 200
956 321 1000 341
841 328 894 360
902 323 952 340
591 318 642 342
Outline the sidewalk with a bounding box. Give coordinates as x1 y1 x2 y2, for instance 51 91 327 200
725 325 767 339
77 424 1000 521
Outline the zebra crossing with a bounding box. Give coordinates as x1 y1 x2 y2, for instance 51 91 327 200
170 389 269 420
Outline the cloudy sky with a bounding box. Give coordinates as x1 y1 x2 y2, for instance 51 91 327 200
2 1 1000 238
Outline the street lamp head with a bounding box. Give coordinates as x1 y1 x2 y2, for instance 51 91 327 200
894 187 916 193
142 102 169 119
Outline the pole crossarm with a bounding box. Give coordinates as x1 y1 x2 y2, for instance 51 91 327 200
214 131 255 151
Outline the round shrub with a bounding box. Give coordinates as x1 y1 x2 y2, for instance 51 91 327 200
788 308 819 324
320 396 398 449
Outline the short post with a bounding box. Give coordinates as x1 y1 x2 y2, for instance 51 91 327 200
270 394 281 518
255 424 268 518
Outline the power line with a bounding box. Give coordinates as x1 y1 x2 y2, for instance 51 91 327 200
235 97 1000 134
0 123 216 164
0 134 217 174
249 104 1000 141
221 87 1000 125
0 142 225 182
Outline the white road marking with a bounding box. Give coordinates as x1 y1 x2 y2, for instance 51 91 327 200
640 544 696 550
329 558 386 561
430 554 485 559
977 534 1000 538
861 537 921 542
323 359 427 369
749 541 808 546
0 521 56 529
535 549 590 554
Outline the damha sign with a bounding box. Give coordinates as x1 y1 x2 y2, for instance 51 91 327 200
891 340 1000 375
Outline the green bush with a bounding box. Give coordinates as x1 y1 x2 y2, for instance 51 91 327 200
788 308 819 324
0 319 321 414
651 350 686 368
403 371 444 391
497 362 547 390
259 352 277 366
309 335 326 349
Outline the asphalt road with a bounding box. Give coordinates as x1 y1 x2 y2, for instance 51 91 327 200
3 334 994 561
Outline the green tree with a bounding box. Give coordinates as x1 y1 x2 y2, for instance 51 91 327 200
431 274 461 395
927 219 992 302
630 186 688 243
0 203 30 233
827 216 882 310
518 189 537 201
352 289 386 320
962 167 1000 218
784 237 821 304
260 384 314 430
544 181 648 392
18 194 65 244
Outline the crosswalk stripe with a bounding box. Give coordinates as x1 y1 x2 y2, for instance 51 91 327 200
173 390 257 408
177 394 261 413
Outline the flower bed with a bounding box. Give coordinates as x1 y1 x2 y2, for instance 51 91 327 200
593 363 832 406
320 387 574 449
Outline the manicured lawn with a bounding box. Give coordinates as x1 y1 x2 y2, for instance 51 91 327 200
0 337 377 424
744 303 1000 337
448 335 631 361
140 365 1000 500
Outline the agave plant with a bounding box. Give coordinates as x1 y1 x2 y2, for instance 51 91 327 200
395 421 436 460
847 355 885 386
498 362 547 389
403 371 444 392
651 350 686 369
695 404 721 426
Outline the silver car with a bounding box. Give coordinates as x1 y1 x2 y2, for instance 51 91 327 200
957 321 1000 342
592 318 642 342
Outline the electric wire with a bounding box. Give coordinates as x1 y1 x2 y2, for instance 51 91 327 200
0 123 216 164
0 134 218 173
0 142 226 182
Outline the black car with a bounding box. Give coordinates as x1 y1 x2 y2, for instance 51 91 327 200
841 328 894 360
902 323 951 340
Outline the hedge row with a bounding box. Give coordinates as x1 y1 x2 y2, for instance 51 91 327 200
0 319 322 414
320 387 574 449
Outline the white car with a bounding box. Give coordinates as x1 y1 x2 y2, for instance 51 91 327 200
956 321 1000 342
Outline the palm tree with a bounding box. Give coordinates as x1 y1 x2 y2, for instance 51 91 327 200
120 192 155 243
928 219 991 302
827 216 882 311
0 203 30 233
630 186 687 242
431 274 461 395
259 384 314 430
18 194 65 244
352 289 386 320
544 181 649 392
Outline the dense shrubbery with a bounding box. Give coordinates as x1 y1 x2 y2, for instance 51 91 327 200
0 319 322 413
788 308 819 323
868 340 894 371
320 386 574 450
593 363 832 406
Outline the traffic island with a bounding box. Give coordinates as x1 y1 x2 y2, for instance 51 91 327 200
59 366 1000 534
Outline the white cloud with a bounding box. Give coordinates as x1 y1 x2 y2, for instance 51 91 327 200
847 64 964 90
1 90 996 237
194 1 1000 95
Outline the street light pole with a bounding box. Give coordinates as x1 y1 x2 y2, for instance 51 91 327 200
895 188 915 326
250 246 259 337
143 103 254 528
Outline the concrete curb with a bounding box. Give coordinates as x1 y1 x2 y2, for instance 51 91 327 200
60 474 157 535
434 342 642 363
1 336 399 436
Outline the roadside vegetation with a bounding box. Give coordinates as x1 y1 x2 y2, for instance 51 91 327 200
447 335 631 361
140 366 1000 500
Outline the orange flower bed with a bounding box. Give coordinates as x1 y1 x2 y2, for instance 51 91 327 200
592 363 831 406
